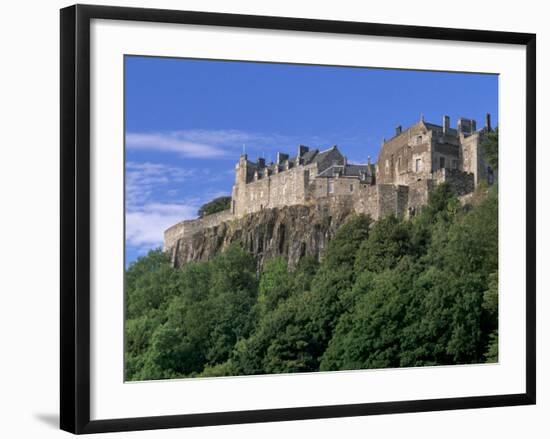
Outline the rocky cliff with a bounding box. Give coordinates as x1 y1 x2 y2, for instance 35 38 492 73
166 200 358 270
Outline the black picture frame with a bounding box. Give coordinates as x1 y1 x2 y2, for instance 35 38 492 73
60 4 536 434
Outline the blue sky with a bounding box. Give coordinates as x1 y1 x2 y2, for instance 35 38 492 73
125 56 498 265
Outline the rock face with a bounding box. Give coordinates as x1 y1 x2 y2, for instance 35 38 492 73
167 201 357 270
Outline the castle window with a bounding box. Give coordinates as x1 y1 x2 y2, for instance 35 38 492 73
415 158 422 173
416 135 422 145
452 160 458 169
350 184 354 193
328 179 334 194
439 157 446 169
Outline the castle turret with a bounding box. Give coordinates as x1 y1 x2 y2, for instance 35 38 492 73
457 117 476 136
235 154 249 184
443 115 450 135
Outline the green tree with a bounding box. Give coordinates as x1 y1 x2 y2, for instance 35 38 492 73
481 127 499 171
292 255 319 294
126 183 498 380
197 196 231 217
482 272 499 362
354 215 412 275
321 257 419 371
125 249 178 320
294 215 372 364
124 249 179 380
230 289 326 375
257 257 293 313
205 243 258 365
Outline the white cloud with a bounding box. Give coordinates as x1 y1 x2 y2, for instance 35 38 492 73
125 129 260 158
126 161 197 207
125 129 317 160
126 202 199 248
125 128 372 163
125 160 235 249
126 132 231 158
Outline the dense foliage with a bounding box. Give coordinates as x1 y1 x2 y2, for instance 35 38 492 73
481 127 499 171
197 196 231 218
125 184 498 380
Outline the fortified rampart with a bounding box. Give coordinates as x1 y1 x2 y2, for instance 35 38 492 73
164 209 234 252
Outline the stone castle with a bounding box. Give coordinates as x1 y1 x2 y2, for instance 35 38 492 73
164 114 495 255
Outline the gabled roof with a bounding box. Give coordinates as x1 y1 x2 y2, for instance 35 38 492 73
249 145 345 175
301 149 319 164
316 163 375 178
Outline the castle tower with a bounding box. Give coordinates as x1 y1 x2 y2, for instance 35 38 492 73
458 115 493 185
235 153 249 184
231 154 249 215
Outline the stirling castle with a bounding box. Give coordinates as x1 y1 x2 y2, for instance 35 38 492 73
164 114 495 265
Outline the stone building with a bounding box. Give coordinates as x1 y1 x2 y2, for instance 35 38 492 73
164 114 495 252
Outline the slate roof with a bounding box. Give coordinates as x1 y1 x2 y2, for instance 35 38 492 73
316 163 375 179
249 145 347 178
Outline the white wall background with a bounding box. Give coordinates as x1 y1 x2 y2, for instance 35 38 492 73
0 0 546 437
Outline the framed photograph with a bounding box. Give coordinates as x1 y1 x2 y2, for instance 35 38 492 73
60 4 536 434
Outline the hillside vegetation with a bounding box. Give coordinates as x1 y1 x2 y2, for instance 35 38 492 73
125 183 498 380
197 196 231 218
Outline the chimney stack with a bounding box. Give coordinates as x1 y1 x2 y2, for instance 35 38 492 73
395 125 402 136
443 115 450 134
297 145 309 157
485 113 492 131
276 152 289 164
257 157 266 168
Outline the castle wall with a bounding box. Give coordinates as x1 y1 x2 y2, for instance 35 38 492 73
308 175 363 199
432 141 461 173
432 168 475 196
407 179 435 216
352 184 379 219
397 185 410 216
164 209 234 252
377 184 409 219
378 122 433 185
460 132 482 184
232 163 313 217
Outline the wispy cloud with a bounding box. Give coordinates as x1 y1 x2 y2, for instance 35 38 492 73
125 161 200 249
126 132 230 158
126 202 200 248
125 129 333 160
125 161 232 250
126 161 197 206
